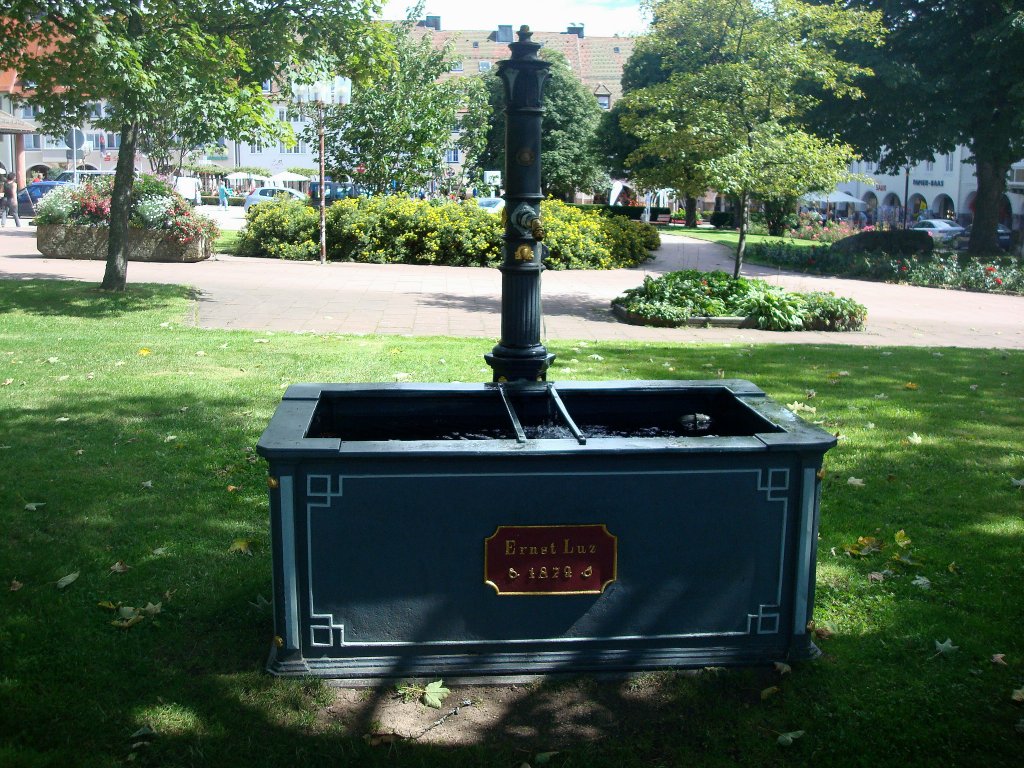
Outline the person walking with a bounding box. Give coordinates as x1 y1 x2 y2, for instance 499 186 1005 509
1 176 21 228
217 180 229 210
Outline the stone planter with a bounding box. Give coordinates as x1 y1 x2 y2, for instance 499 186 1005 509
36 223 211 263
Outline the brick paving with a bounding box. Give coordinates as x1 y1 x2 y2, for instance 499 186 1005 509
2 217 1022 348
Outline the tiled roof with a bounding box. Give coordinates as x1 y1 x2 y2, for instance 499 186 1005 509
415 27 635 105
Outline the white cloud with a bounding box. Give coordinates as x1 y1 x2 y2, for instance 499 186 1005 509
378 1 650 38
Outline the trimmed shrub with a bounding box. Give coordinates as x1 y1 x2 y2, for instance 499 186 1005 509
709 211 734 229
236 196 656 270
800 292 868 331
828 229 933 256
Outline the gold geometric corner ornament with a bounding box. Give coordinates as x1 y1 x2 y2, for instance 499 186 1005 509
483 523 618 596
267 476 280 489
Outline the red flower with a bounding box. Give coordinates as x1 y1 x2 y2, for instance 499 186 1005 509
985 266 996 273
995 277 1003 285
900 265 908 272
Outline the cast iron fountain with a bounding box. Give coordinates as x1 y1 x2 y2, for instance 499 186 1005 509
257 27 836 681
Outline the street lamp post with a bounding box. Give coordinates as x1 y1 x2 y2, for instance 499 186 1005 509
291 76 351 265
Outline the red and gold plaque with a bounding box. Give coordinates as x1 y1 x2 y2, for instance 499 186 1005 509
484 524 617 595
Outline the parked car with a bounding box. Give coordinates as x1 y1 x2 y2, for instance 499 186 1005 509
476 197 505 214
910 218 965 241
242 186 306 212
17 180 65 217
955 224 1013 251
53 170 116 184
308 180 359 204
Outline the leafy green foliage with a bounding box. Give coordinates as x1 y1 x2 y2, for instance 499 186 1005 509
468 49 608 200
320 12 462 196
396 680 451 709
828 230 934 256
613 270 866 331
236 197 656 269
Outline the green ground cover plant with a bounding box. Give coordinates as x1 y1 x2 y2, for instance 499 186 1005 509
1 280 1022 767
235 197 657 270
676 230 1023 294
613 270 867 331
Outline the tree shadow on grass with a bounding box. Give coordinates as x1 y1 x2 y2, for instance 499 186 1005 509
0 278 197 319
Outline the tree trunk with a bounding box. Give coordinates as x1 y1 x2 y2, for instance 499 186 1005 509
969 156 1009 255
101 121 140 291
685 196 697 228
734 192 748 279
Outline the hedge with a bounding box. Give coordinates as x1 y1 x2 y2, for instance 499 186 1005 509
236 197 659 270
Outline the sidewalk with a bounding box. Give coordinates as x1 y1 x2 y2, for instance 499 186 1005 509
2 222 1022 348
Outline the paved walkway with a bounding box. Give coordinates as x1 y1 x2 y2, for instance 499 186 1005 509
2 217 1022 348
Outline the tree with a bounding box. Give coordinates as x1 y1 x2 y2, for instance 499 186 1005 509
319 13 462 196
468 49 608 201
625 0 882 276
0 1 385 290
805 1 1024 254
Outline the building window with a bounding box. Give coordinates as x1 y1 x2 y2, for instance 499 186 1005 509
613 47 621 53
24 133 41 150
596 94 610 110
472 41 479 48
924 160 934 172
43 135 67 150
249 140 264 154
19 104 41 119
478 61 492 72
450 61 463 72
86 132 110 151
262 79 273 93
945 154 954 172
88 102 104 120
445 148 460 164
280 140 307 154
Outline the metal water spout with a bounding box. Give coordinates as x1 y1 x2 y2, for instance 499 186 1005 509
485 25 554 383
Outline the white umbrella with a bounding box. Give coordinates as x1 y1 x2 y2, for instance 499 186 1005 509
225 171 270 183
803 189 864 205
270 171 309 183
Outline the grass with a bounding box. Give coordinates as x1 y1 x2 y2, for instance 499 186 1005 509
213 229 241 255
658 226 818 249
1 279 1023 767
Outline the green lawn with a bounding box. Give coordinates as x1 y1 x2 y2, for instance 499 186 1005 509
213 229 241 255
1 280 1022 767
659 226 817 249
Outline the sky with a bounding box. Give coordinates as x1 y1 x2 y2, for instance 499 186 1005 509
377 1 650 38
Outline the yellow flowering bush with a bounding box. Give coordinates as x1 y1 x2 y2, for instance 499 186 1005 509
238 196 658 269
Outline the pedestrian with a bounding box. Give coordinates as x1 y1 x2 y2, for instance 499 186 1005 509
1 175 21 228
217 180 229 210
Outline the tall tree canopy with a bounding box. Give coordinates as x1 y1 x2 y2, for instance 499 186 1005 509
0 0 386 290
467 49 607 201
623 0 882 275
320 12 463 196
805 0 1024 254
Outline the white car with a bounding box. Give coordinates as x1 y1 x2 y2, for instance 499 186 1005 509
242 186 306 212
911 218 965 241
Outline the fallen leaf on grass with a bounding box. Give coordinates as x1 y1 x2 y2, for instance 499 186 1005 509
1011 478 1024 489
761 686 780 701
111 614 145 630
948 562 960 574
229 538 254 555
895 529 912 548
933 638 958 657
845 536 882 557
422 679 451 709
1 378 13 386
10 579 23 591
55 416 70 423
786 401 816 415
907 432 923 445
991 654 1007 666
98 600 118 610
912 575 931 589
138 348 152 356
807 621 833 640
56 571 80 589
163 435 177 443
777 730 804 746
24 502 45 511
110 561 131 574
141 480 153 489
868 571 886 583
363 733 405 746
847 477 865 487
152 547 168 556
254 339 270 344
774 661 792 675
141 601 161 616
904 382 919 390
226 485 240 492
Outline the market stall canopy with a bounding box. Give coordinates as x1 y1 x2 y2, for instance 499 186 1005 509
802 189 864 205
225 171 270 183
270 171 309 183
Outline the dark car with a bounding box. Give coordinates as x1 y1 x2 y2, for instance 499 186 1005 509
308 180 360 203
956 224 1013 251
17 181 65 217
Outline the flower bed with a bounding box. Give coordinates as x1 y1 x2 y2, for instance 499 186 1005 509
612 270 867 332
33 175 218 262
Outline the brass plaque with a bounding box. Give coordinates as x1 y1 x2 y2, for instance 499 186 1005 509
515 244 534 261
484 524 617 595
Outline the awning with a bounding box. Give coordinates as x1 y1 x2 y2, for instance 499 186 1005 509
0 110 36 135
